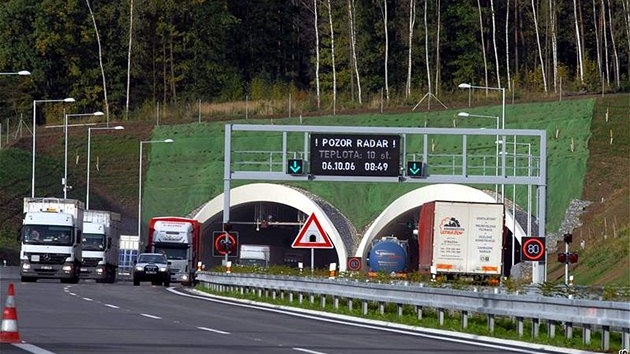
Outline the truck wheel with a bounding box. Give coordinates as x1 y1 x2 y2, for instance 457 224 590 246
133 278 140 286
163 280 170 287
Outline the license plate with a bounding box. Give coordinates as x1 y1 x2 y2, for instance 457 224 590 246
146 271 156 274
41 265 52 270
80 268 88 272
31 255 40 262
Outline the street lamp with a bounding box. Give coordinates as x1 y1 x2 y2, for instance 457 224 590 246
86 125 124 210
458 111 500 200
0 71 31 76
458 83 506 129
138 139 174 241
31 98 75 198
63 111 104 198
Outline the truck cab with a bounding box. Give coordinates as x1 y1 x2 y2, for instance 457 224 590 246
81 210 120 283
148 218 199 285
20 198 83 283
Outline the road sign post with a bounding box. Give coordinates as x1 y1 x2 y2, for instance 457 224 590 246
291 213 334 273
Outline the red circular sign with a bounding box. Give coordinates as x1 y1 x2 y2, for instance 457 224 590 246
347 257 362 271
214 233 236 255
522 237 545 261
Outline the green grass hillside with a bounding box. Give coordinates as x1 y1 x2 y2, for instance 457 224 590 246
0 95 627 286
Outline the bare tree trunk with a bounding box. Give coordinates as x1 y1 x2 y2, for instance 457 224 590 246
531 0 549 92
434 0 441 94
606 0 621 87
505 0 512 91
347 0 362 104
477 0 489 89
170 40 176 102
380 0 390 102
406 0 417 98
622 0 630 80
125 0 134 120
573 0 585 83
601 0 610 86
326 0 337 114
314 0 321 109
550 0 559 92
85 0 110 125
592 0 603 88
490 0 501 88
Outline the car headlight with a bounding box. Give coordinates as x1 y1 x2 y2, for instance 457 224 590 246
159 266 168 272
135 266 144 271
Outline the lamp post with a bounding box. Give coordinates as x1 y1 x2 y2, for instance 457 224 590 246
138 139 174 241
458 83 505 130
0 71 31 76
499 140 532 268
32 98 75 198
458 112 500 200
63 111 104 198
86 125 124 209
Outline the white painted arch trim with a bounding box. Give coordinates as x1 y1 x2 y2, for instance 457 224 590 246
192 183 349 270
356 183 526 257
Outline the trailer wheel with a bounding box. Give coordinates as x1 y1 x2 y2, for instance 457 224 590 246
163 280 170 287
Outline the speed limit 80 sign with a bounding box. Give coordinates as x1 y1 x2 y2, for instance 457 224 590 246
521 237 546 261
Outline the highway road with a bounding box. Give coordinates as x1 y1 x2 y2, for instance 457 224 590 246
0 267 588 354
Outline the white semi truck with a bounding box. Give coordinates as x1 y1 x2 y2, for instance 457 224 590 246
148 217 200 285
81 210 121 283
20 198 84 283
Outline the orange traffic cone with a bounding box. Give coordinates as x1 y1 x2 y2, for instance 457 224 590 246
0 283 21 343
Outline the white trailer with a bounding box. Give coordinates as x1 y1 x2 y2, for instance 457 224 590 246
81 210 121 282
20 197 84 283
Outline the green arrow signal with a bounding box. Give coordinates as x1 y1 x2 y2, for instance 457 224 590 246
409 162 420 175
288 159 303 174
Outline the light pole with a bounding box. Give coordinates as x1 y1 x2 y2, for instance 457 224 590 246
499 140 532 268
458 83 506 129
86 125 124 209
0 71 31 76
32 98 75 198
63 111 104 198
458 112 500 200
138 139 174 242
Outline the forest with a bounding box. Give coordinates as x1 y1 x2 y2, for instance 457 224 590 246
0 0 628 122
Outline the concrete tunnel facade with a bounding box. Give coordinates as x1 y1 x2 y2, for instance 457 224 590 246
192 183 526 272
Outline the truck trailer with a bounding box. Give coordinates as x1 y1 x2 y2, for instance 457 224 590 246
147 217 200 285
81 210 121 283
417 200 506 283
20 198 84 283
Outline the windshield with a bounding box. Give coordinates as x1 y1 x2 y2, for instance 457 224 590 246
82 233 105 251
137 254 167 264
22 226 73 246
154 247 187 260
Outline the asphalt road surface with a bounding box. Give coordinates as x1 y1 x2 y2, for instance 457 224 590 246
0 267 590 354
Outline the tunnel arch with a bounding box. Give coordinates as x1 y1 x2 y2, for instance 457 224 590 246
356 183 527 259
192 183 353 270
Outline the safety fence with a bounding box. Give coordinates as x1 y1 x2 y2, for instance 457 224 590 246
197 272 630 352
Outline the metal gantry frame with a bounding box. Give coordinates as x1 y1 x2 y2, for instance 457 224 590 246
222 124 548 282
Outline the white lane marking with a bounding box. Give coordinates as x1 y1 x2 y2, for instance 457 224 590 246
104 304 119 309
293 348 328 354
13 343 57 354
168 288 550 354
197 326 230 335
67 292 77 296
140 313 162 319
82 297 93 301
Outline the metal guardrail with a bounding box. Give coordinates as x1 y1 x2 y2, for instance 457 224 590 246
197 272 630 351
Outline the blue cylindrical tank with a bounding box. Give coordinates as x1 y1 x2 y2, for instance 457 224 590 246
367 237 408 273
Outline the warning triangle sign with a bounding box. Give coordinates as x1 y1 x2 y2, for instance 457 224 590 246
291 213 334 249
